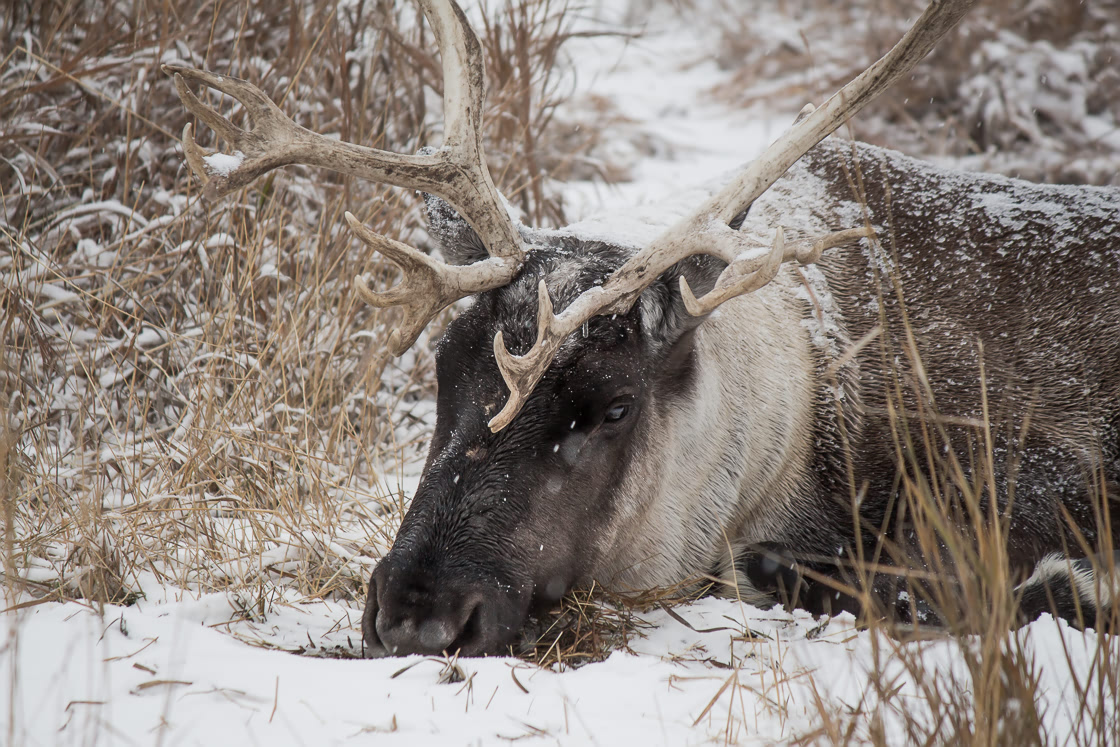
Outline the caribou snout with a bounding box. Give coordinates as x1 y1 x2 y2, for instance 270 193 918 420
362 550 525 657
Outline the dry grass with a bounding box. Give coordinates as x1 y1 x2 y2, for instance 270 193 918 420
797 437 1120 743
783 217 1120 743
0 0 620 615
478 0 610 226
515 580 710 669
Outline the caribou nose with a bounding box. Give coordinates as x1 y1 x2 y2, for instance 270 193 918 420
375 597 484 656
417 618 459 652
364 567 490 656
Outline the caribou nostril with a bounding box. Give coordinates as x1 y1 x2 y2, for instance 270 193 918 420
371 583 493 656
361 573 386 658
448 597 485 654
376 608 419 656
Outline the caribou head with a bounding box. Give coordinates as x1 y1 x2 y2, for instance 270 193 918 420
165 0 975 655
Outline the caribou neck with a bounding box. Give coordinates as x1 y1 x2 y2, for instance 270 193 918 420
595 275 820 590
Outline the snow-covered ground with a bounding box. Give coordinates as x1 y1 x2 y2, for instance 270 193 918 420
3 2 1117 745
7 592 1114 745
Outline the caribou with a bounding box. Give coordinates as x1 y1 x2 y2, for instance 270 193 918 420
165 0 1120 657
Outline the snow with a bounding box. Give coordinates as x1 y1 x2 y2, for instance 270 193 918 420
5 593 1112 745
203 150 245 176
555 4 791 243
4 0 1115 744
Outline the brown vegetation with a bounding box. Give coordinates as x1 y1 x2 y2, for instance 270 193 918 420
0 0 618 613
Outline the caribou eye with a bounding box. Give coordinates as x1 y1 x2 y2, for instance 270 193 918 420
604 401 631 423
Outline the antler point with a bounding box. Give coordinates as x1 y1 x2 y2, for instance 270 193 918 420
387 329 405 356
492 330 510 364
488 394 520 433
794 102 817 124
679 275 705 317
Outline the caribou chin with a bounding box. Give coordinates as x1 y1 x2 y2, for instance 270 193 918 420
166 0 1120 658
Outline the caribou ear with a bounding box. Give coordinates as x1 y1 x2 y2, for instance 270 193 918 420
422 192 491 266
639 201 751 352
638 253 727 355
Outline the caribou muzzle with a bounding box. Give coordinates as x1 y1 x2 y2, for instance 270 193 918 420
362 549 529 657
361 475 538 658
362 561 523 657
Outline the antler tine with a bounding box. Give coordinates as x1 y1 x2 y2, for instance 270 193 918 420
678 226 875 317
485 0 975 431
165 66 331 201
700 0 976 227
165 1 527 362
486 281 622 433
413 0 522 260
179 123 212 189
163 1 522 262
164 61 451 200
346 212 519 355
490 280 556 431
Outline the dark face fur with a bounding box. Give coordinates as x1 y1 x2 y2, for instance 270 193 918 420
362 200 721 656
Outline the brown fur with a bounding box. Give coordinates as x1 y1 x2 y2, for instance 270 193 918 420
364 138 1120 654
739 138 1120 612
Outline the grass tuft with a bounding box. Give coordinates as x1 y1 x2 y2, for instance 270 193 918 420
516 580 709 669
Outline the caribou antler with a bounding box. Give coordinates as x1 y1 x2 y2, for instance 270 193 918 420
164 0 523 354
487 0 975 432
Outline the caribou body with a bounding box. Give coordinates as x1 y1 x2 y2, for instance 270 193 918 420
165 0 1120 657
367 141 1120 655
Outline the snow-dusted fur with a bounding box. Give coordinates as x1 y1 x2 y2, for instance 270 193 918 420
1017 552 1119 624
364 137 1120 655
